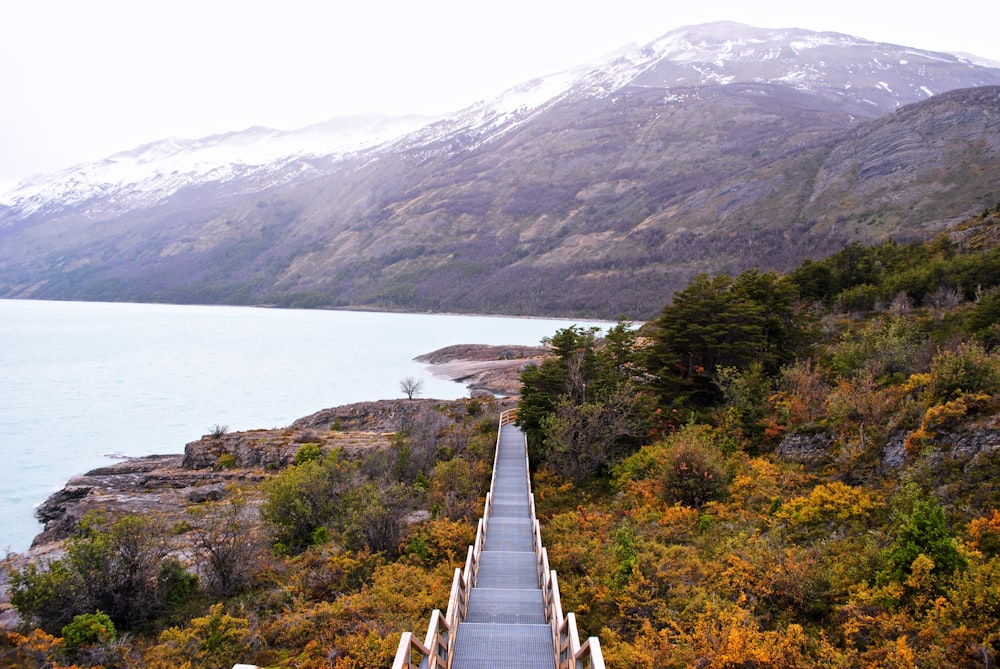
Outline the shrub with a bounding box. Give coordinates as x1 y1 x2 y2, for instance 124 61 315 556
927 342 1000 403
261 451 354 554
145 603 251 669
614 424 729 509
61 611 116 649
777 481 880 537
881 484 966 588
715 362 772 442
340 482 414 554
775 359 830 427
216 453 237 469
11 513 170 632
832 316 928 383
157 558 199 611
10 559 77 632
968 509 1000 558
294 442 322 465
662 429 729 509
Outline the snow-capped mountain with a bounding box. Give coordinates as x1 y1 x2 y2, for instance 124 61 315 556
7 22 996 223
392 22 1000 155
2 22 999 318
0 114 440 219
622 22 998 112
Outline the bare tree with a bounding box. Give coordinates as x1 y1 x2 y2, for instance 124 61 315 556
400 376 424 400
189 487 266 598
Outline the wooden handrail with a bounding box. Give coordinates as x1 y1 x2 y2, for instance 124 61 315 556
554 612 605 669
499 408 518 425
391 631 431 669
391 607 455 669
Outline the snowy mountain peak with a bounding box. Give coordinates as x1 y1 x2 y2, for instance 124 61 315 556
589 22 1000 116
642 21 951 65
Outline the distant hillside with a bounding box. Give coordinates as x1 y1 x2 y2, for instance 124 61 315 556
2 23 999 319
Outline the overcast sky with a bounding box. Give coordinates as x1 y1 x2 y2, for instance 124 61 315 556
1 0 998 192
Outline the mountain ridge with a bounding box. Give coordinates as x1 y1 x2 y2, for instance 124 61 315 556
2 22 999 318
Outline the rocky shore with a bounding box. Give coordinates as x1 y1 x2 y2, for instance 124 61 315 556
0 344 533 629
416 343 547 396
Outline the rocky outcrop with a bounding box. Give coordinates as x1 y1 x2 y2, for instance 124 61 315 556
293 397 514 431
30 455 262 547
417 344 548 396
182 426 397 470
881 431 910 470
881 417 1000 471
415 344 547 364
21 398 500 552
778 420 1000 473
775 431 836 464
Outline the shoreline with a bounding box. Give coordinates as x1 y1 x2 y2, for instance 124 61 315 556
1 394 519 629
1 297 619 325
7 343 539 555
416 343 548 396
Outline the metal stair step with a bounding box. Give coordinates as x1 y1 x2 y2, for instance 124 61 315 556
465 588 547 624
476 551 538 588
484 518 534 552
451 623 555 669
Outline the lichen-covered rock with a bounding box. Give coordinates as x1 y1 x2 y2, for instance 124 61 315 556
293 399 450 432
775 431 835 464
883 418 1000 470
881 431 909 469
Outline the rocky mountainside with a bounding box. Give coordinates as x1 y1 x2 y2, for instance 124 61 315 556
2 22 999 318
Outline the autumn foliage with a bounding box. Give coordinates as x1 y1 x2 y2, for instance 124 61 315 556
6 207 1000 667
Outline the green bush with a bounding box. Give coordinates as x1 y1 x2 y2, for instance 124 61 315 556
11 559 77 632
62 611 117 649
614 424 729 509
293 442 322 465
836 283 879 313
261 450 356 554
927 342 1000 403
340 482 414 554
967 289 1000 345
881 484 966 588
832 316 928 383
157 558 199 610
216 453 237 469
11 514 170 632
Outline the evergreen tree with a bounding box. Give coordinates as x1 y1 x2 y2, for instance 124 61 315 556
646 270 808 408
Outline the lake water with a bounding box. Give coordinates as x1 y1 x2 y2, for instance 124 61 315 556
0 299 606 553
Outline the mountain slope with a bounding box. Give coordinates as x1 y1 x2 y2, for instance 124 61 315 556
2 23 1000 318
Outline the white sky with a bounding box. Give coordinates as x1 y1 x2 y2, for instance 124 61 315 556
1 0 998 191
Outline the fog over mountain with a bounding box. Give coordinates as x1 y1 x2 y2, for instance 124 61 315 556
2 22 999 318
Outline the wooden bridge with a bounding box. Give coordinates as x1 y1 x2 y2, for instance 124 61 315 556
391 410 605 669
